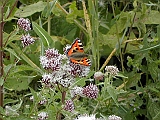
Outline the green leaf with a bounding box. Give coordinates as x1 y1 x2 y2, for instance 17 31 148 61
9 65 39 75
148 99 160 120
4 99 19 106
15 1 46 17
32 22 54 48
42 0 57 18
148 62 159 81
5 100 23 116
4 48 21 60
157 24 160 41
4 74 35 91
0 77 4 86
0 106 5 115
66 1 83 23
9 43 43 74
131 43 160 53
107 85 119 106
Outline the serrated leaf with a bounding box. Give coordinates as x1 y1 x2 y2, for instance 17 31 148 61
32 22 54 48
15 1 46 17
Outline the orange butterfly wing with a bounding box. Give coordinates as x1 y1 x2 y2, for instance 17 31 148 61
67 38 91 66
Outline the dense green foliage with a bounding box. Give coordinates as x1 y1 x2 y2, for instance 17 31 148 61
0 0 160 120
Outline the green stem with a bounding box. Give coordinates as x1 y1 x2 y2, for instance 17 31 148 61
47 0 51 35
0 4 4 112
111 1 124 72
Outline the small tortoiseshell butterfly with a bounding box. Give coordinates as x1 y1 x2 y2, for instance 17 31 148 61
66 38 91 66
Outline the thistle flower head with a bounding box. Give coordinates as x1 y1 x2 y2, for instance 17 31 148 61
64 100 74 112
105 65 119 76
17 18 31 31
83 83 99 99
20 34 35 47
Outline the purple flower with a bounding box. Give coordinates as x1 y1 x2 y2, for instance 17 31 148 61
17 18 31 31
83 83 99 99
69 62 90 77
45 48 60 59
20 34 35 47
64 100 74 112
40 48 62 71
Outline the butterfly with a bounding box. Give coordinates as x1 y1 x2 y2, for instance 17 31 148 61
66 38 91 66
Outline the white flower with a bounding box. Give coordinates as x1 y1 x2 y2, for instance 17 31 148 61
70 86 84 97
75 114 102 120
108 115 122 120
37 112 48 120
75 114 95 120
105 65 119 76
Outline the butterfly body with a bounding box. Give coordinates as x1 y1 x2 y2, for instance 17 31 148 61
66 38 91 66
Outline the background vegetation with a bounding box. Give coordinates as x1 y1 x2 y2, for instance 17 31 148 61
0 0 160 120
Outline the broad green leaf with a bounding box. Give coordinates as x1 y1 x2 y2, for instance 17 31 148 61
4 75 36 91
32 22 54 48
15 1 46 17
9 65 39 75
107 85 119 106
9 43 43 74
